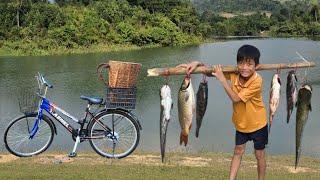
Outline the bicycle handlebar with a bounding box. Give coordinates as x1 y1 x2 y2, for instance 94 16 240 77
37 72 53 89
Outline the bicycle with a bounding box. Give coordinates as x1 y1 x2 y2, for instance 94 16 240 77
4 72 142 158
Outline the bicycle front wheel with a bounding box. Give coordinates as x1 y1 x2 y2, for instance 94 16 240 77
88 109 140 158
4 114 54 157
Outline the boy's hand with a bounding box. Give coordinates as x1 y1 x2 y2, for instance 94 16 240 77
176 61 203 75
212 64 226 82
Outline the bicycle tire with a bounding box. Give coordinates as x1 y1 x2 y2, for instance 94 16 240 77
4 114 54 157
88 109 140 158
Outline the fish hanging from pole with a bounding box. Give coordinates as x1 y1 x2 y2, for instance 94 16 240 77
295 84 312 169
286 70 298 123
195 77 208 138
160 84 173 163
269 73 281 134
178 76 195 146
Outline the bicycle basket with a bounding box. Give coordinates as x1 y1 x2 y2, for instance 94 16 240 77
105 86 137 109
97 60 142 88
18 89 40 114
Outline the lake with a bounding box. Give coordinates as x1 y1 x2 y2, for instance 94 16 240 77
1 38 319 158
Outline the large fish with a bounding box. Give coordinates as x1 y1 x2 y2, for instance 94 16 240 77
286 70 298 123
295 84 312 169
178 77 195 146
160 85 173 163
195 80 208 138
269 73 281 133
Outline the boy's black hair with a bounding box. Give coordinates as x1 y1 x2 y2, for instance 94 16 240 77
237 45 260 65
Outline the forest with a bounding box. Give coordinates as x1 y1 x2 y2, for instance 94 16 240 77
0 0 319 55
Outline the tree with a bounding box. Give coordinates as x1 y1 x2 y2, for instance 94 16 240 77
310 0 319 22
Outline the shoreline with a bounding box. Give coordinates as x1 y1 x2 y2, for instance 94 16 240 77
1 36 319 58
0 41 205 58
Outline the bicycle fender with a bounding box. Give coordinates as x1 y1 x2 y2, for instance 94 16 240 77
23 112 57 135
115 108 142 130
93 108 142 130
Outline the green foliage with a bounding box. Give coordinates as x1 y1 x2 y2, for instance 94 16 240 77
116 21 136 43
0 0 320 56
92 0 131 24
48 24 78 48
193 0 282 13
25 3 66 30
76 10 109 46
309 22 320 35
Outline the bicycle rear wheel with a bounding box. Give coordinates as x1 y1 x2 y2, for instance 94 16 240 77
4 114 54 157
88 109 140 158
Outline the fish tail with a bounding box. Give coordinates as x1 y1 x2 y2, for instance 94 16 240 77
180 133 188 146
287 109 291 123
295 152 299 169
161 154 165 163
195 127 199 138
268 115 274 134
160 139 165 163
295 147 301 169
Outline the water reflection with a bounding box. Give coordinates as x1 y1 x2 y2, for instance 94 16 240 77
0 39 319 158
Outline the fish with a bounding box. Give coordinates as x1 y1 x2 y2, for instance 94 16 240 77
295 84 312 169
269 73 281 134
195 80 208 138
178 77 195 146
160 85 173 163
286 70 298 123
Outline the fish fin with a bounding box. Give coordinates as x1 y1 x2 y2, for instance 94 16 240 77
277 77 281 85
184 92 189 102
171 102 173 109
309 103 312 111
180 133 188 146
294 74 298 82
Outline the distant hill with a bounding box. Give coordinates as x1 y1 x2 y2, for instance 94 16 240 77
192 0 284 13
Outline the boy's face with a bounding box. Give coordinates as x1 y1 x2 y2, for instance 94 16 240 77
237 58 256 78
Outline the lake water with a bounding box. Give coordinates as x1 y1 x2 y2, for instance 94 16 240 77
1 38 319 158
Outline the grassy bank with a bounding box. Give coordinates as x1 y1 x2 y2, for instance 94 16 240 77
0 42 157 57
0 40 204 57
1 151 319 179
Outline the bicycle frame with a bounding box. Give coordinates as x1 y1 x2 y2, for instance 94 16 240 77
29 73 111 140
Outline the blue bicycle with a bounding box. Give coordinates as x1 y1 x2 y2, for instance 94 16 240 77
4 73 142 158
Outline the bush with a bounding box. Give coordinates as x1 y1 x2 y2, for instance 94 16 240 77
116 21 136 43
48 24 78 48
25 3 66 30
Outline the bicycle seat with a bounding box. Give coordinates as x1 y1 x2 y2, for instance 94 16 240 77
80 96 103 105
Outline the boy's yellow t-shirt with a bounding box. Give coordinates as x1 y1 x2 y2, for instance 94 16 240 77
226 72 267 133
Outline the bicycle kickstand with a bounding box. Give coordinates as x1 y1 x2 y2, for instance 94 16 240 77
69 130 80 158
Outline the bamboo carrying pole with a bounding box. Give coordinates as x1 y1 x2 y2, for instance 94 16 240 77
147 61 316 77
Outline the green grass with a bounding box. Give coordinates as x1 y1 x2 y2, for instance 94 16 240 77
0 38 205 57
0 151 319 179
0 42 158 57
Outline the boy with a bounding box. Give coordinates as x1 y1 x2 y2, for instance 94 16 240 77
187 45 268 180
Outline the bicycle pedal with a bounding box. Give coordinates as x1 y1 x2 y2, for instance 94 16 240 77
68 152 77 158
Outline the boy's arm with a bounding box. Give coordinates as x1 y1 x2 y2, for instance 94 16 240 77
224 72 231 80
212 65 241 103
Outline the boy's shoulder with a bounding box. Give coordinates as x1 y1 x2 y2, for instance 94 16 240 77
255 72 263 82
230 72 262 87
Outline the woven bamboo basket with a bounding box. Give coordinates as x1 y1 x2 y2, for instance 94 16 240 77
97 60 142 88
